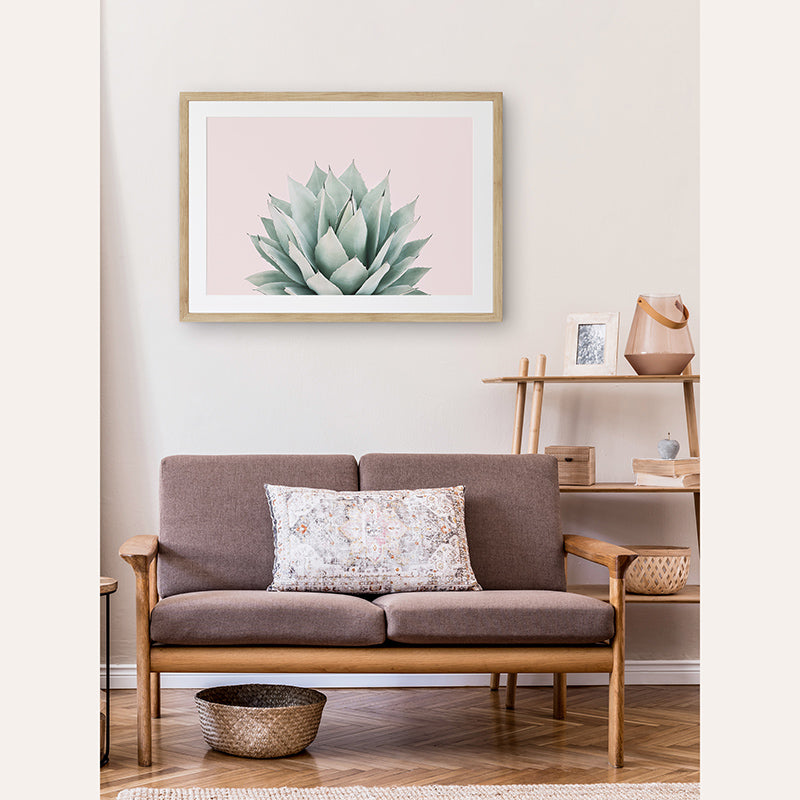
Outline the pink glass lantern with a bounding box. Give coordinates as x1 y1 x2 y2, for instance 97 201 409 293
624 293 694 375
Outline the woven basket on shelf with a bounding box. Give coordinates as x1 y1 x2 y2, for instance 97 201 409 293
625 546 691 595
195 684 326 758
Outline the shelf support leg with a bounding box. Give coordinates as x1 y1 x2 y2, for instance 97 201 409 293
527 354 547 454
682 364 700 550
511 356 529 455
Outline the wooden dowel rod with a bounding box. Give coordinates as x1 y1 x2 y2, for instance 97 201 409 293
682 362 700 550
682 363 700 458
527 354 547 454
511 357 530 454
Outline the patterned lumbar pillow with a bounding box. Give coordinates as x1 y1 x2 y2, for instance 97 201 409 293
265 484 481 594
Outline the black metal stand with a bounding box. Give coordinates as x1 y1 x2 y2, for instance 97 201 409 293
101 590 111 767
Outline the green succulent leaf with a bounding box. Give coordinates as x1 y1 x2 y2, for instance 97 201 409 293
269 194 293 217
268 200 297 253
356 262 391 295
337 207 368 263
287 177 318 247
287 240 316 282
329 257 369 294
389 197 417 233
374 256 417 293
273 204 316 265
369 230 395 273
378 190 392 247
284 284 315 295
260 216 278 240
315 189 339 242
379 284 415 295
397 235 433 263
364 192 385 267
314 227 349 279
254 281 299 295
406 289 428 295
335 194 355 232
392 266 430 288
324 168 352 213
306 271 343 295
246 270 292 287
249 234 305 284
338 161 368 206
360 174 390 219
385 218 418 263
305 163 327 195
388 255 418 273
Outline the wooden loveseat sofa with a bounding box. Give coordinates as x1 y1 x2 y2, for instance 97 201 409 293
119 453 636 767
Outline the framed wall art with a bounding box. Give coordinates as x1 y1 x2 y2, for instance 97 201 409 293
563 312 620 375
179 92 502 321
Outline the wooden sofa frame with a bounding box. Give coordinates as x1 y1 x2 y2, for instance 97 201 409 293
120 532 636 768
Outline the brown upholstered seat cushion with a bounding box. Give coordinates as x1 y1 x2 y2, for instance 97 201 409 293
372 590 614 644
150 590 386 646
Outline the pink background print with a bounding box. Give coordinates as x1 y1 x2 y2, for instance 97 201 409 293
205 115 474 295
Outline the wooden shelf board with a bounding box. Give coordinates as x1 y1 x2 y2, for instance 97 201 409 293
569 584 700 604
483 374 699 384
559 482 699 493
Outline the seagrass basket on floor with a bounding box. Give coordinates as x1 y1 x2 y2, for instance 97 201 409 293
625 546 691 595
195 684 327 758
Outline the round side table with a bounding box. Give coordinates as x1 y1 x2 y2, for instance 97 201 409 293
101 577 117 767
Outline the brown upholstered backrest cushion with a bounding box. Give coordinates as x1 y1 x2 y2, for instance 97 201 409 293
158 454 359 598
358 454 566 591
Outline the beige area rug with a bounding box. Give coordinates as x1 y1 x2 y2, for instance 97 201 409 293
118 785 699 800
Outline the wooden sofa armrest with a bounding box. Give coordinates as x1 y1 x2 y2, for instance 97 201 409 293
119 535 159 622
119 535 158 575
563 534 638 579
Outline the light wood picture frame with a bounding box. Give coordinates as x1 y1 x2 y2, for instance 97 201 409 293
179 92 502 322
563 312 620 375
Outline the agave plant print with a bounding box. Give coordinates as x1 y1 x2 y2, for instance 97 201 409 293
180 92 502 321
247 162 432 297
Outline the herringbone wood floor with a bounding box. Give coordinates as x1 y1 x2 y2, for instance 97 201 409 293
100 685 698 798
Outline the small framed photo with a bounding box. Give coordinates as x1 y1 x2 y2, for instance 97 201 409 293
563 312 620 375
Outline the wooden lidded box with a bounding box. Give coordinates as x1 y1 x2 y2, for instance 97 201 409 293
544 446 596 486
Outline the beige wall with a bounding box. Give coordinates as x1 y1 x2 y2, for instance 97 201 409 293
101 0 699 669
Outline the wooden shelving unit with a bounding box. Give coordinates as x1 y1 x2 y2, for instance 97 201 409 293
483 354 700 605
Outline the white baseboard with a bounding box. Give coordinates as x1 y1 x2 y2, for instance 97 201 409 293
103 660 699 689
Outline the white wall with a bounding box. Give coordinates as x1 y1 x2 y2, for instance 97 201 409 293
101 0 699 668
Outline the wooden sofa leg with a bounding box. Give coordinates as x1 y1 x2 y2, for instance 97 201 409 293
553 672 566 719
134 574 153 766
505 673 518 709
150 673 161 719
609 661 625 767
489 673 500 691
608 576 626 767
137 661 152 766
